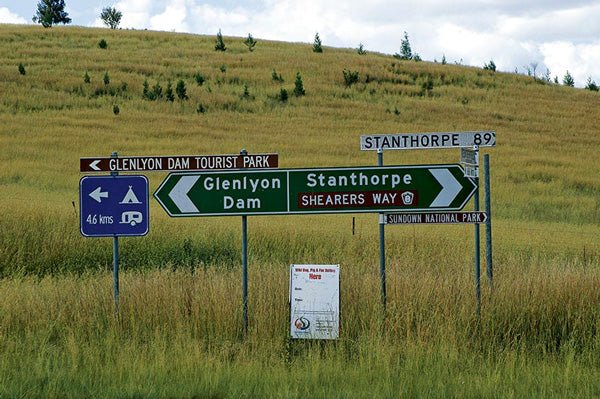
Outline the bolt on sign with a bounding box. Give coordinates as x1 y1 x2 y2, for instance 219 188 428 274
290 264 340 340
154 164 477 217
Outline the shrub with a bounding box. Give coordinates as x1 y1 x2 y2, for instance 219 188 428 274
113 105 120 115
142 79 150 99
413 53 422 62
241 84 251 99
483 60 496 71
98 39 108 49
343 69 360 87
243 33 257 52
83 71 90 83
103 71 110 85
313 33 323 53
196 103 206 113
272 69 284 83
279 88 288 102
357 43 366 55
220 64 227 73
166 81 175 102
194 72 205 86
215 29 226 51
585 77 599 91
176 80 188 100
152 82 163 99
293 72 305 96
18 63 26 75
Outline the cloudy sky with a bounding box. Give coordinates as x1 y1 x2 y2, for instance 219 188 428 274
2 1 599 86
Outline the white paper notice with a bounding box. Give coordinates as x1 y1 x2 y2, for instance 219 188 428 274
290 264 340 340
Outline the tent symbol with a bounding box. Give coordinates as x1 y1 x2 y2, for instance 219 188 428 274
119 186 142 204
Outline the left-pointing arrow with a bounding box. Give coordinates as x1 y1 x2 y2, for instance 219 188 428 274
89 160 101 171
89 186 109 203
168 176 200 213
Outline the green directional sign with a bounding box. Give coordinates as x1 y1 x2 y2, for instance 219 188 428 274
154 165 477 217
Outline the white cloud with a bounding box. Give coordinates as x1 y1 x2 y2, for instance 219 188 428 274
114 0 153 29
150 0 189 32
0 7 27 24
541 41 600 85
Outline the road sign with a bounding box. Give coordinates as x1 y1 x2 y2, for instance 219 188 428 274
290 264 340 340
80 175 149 237
80 153 278 172
384 211 487 225
154 164 477 217
360 131 496 150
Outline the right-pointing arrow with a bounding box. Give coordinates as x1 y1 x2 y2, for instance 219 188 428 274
168 176 200 213
429 168 462 207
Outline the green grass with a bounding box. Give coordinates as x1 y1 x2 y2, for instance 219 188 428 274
0 24 599 397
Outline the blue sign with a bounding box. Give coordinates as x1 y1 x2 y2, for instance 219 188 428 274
80 175 149 237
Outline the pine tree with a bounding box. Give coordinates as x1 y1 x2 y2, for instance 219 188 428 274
18 63 26 75
165 81 175 102
215 29 226 51
243 33 257 52
313 33 323 53
293 72 305 96
394 32 412 60
84 71 90 83
357 43 366 55
103 71 110 85
562 70 575 87
585 77 599 91
176 80 188 100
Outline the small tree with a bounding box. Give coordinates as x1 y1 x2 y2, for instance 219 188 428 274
293 72 305 96
342 69 360 87
215 29 226 51
563 70 575 87
271 69 284 83
103 71 110 85
357 43 366 55
165 81 175 102
18 63 26 75
32 0 71 28
84 71 90 83
176 80 188 100
113 105 120 115
483 60 496 71
100 7 122 29
585 77 599 92
194 72 205 86
394 31 412 60
243 33 257 52
313 33 323 53
98 39 108 49
279 88 288 102
152 82 163 99
441 54 447 65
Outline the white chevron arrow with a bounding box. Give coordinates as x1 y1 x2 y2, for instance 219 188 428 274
168 176 200 213
429 169 462 207
89 160 101 171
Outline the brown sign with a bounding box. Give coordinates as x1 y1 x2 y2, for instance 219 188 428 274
385 211 487 225
80 154 278 172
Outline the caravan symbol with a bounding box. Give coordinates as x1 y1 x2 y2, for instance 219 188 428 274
120 211 143 226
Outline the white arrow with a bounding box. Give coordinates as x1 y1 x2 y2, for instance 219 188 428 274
89 186 109 203
168 176 200 213
429 169 462 207
89 160 101 171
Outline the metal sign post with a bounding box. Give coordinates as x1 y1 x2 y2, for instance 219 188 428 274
240 149 249 335
377 149 386 311
484 154 493 289
111 152 119 314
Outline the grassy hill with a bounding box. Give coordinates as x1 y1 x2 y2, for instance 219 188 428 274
0 24 599 397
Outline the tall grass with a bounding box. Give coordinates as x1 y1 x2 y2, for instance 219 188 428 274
0 24 599 396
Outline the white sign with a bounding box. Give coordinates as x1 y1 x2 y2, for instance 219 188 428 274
360 131 496 150
289 264 340 340
460 148 479 166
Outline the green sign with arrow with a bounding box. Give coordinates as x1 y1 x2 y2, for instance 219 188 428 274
154 165 477 217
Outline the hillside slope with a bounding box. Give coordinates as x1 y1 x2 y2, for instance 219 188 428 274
0 24 599 274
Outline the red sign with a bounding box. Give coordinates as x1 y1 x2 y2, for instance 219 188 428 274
80 153 278 172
